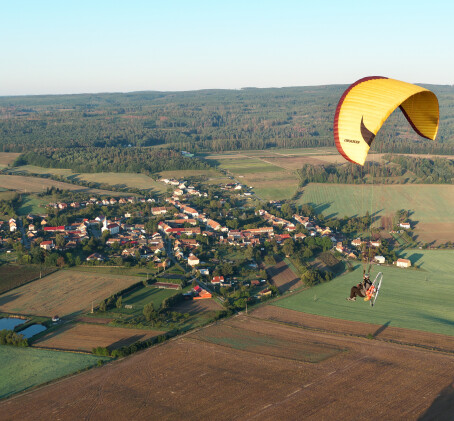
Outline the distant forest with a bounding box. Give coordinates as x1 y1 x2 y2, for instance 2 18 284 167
1 84 454 154
15 148 210 174
298 155 454 185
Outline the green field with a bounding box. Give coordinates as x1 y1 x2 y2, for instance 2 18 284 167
218 158 284 174
299 183 454 222
12 166 168 194
123 286 182 309
273 250 454 336
17 194 48 215
102 286 184 319
0 346 107 399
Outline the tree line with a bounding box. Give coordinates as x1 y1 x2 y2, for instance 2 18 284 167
298 155 454 185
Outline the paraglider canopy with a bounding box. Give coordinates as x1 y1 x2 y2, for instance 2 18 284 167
334 76 439 165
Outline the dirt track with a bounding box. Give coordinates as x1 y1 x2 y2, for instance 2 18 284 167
2 310 454 420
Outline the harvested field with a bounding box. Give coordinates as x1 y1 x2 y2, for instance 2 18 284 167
0 264 54 295
267 260 302 293
192 319 344 363
2 315 454 419
0 270 141 317
0 174 130 196
11 166 168 193
0 152 21 168
34 323 161 352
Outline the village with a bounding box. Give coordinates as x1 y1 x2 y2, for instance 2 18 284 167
0 175 414 307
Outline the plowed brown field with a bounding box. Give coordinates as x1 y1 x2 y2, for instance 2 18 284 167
33 323 162 352
267 260 302 293
2 311 454 420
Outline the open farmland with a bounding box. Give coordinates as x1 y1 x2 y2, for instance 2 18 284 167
0 270 141 317
0 346 107 399
0 152 21 168
299 183 454 243
0 264 55 294
1 315 453 419
0 174 131 196
11 166 168 194
273 250 454 336
266 259 303 293
34 323 162 352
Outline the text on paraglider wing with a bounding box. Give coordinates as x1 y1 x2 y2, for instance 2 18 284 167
343 139 361 144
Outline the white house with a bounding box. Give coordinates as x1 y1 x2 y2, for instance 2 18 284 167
399 222 411 229
396 258 411 268
40 240 54 250
188 254 200 267
374 255 386 264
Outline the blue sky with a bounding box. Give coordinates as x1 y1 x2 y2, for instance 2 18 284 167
1 0 452 95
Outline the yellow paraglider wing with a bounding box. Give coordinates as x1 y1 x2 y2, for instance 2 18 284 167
334 76 439 165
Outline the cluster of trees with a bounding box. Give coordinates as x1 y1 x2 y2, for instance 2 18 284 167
0 194 20 218
0 330 28 347
386 155 454 183
16 148 211 174
299 155 454 185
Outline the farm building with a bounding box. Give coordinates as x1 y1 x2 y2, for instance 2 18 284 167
399 222 411 229
374 255 386 264
396 258 411 268
193 289 212 300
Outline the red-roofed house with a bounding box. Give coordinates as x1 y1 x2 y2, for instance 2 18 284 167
211 276 224 285
40 240 54 250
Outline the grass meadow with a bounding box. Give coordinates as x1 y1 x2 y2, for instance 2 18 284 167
273 250 454 336
0 346 107 399
299 183 454 221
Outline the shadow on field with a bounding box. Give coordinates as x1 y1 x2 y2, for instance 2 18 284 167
108 334 147 350
418 314 454 328
0 291 22 306
418 379 454 420
372 320 391 338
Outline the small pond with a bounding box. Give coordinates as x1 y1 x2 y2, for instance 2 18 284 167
19 324 47 339
0 317 28 331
